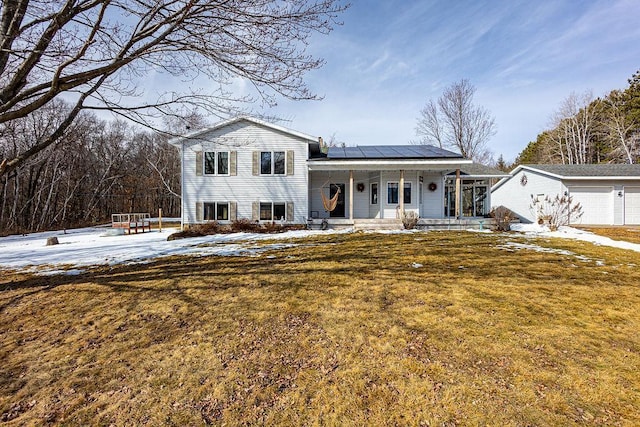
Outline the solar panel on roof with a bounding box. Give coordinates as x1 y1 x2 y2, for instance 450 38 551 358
356 146 374 158
323 144 464 160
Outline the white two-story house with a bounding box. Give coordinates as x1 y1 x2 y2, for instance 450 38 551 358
169 116 506 228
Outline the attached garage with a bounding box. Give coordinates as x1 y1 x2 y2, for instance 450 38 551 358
625 186 640 225
492 164 640 226
568 186 614 225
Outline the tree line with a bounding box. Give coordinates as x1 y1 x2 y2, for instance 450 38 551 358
514 70 640 166
0 0 346 235
0 100 183 234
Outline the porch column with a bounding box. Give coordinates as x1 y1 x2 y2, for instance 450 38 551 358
399 169 405 216
455 168 461 219
349 170 354 220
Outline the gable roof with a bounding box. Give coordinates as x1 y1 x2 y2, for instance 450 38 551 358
519 164 640 178
168 116 319 146
325 144 463 160
492 163 640 192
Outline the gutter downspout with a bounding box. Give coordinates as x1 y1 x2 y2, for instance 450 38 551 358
180 143 185 230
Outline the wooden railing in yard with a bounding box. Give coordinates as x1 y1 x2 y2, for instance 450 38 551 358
111 213 151 234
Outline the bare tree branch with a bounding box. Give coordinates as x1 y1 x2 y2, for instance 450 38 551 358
415 79 495 162
0 0 348 177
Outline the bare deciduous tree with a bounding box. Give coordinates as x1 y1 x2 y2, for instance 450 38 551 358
547 91 602 165
0 99 183 234
415 79 496 163
0 0 347 177
602 90 639 164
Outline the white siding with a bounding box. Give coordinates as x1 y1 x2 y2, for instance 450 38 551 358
352 171 370 218
309 171 350 219
181 120 310 225
491 169 564 223
422 174 445 218
380 171 419 219
309 170 429 219
613 185 624 225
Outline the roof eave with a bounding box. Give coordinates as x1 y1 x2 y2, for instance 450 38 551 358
564 176 640 180
307 158 473 171
168 115 318 146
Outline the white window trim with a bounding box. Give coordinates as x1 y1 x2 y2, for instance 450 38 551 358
387 181 399 204
203 201 230 221
259 151 286 176
404 181 413 205
386 181 413 205
259 201 287 221
203 151 230 176
370 182 378 205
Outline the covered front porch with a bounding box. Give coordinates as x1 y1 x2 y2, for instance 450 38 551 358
307 166 501 224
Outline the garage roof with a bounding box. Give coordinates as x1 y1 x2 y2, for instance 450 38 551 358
492 163 640 192
524 164 640 177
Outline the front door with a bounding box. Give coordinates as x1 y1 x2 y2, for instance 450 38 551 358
330 183 345 218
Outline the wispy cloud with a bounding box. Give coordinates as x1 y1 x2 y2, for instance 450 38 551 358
256 0 640 161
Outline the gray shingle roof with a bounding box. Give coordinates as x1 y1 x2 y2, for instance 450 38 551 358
458 163 509 177
325 145 463 160
523 164 640 177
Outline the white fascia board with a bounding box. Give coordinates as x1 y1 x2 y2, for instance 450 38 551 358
307 159 472 171
168 116 317 146
517 165 565 179
491 176 510 192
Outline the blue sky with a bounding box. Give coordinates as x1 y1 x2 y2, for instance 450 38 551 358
260 0 640 162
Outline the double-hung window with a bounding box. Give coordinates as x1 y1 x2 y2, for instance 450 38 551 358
387 182 412 204
204 151 229 175
260 151 286 175
203 202 229 220
404 182 412 204
387 182 398 204
260 202 286 221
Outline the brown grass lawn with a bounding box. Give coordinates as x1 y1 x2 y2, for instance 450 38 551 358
577 226 640 245
1 231 639 426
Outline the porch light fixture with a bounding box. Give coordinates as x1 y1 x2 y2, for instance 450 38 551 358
618 191 624 197
357 183 365 192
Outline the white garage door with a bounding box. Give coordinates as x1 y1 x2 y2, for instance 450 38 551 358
569 186 614 225
625 186 640 225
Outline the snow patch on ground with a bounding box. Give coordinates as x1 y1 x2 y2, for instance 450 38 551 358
496 241 605 265
497 241 574 256
0 227 348 273
466 228 492 233
1 222 638 275
510 223 640 253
